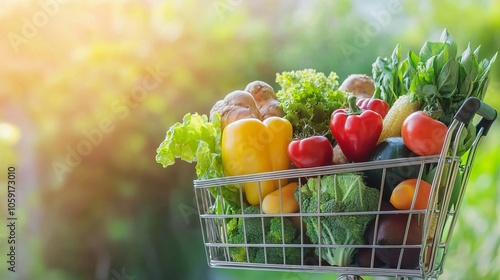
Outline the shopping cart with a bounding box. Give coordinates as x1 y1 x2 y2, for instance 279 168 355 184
193 97 497 280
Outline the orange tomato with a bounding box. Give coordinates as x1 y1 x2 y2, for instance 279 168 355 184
390 179 432 210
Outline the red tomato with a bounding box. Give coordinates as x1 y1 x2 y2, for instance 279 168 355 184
287 136 333 168
401 111 448 156
356 98 390 118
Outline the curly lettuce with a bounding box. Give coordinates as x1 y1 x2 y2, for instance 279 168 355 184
276 69 348 141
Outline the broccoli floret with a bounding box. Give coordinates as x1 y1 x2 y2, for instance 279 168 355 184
227 233 255 262
254 240 302 265
226 207 303 264
235 206 270 244
254 217 302 265
295 173 380 267
266 217 297 244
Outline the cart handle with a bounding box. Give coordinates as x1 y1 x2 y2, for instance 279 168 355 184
454 97 497 136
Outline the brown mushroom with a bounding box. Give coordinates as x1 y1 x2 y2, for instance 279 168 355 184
339 74 375 99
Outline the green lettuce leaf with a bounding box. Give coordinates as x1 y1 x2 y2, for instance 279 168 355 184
155 113 242 213
156 113 223 179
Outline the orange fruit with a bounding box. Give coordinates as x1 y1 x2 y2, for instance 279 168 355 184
390 179 432 210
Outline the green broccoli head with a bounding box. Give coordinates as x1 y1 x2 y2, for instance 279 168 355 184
266 217 297 244
296 173 380 267
227 207 304 264
227 233 254 262
236 206 270 244
256 217 303 265
254 242 302 265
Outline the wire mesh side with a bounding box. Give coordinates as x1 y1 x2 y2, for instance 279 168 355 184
193 156 457 278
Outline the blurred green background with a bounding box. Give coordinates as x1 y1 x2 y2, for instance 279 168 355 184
0 0 499 279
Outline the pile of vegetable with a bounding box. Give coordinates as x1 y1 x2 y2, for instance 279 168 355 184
155 30 496 269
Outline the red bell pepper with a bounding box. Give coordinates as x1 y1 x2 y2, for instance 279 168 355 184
330 95 383 162
288 135 333 168
356 97 390 118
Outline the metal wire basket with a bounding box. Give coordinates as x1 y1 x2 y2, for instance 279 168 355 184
193 98 497 280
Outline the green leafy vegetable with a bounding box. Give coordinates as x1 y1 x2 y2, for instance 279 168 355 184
372 44 404 106
156 113 222 178
295 173 380 267
276 69 347 140
372 29 497 129
155 113 242 213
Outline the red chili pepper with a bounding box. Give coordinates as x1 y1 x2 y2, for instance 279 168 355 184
356 97 390 118
287 136 333 168
330 95 383 162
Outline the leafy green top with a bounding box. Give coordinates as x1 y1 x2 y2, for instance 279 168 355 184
276 69 348 141
372 29 497 126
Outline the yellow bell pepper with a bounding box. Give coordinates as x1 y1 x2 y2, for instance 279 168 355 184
221 117 292 206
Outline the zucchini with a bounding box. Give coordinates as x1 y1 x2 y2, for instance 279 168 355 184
364 137 420 201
